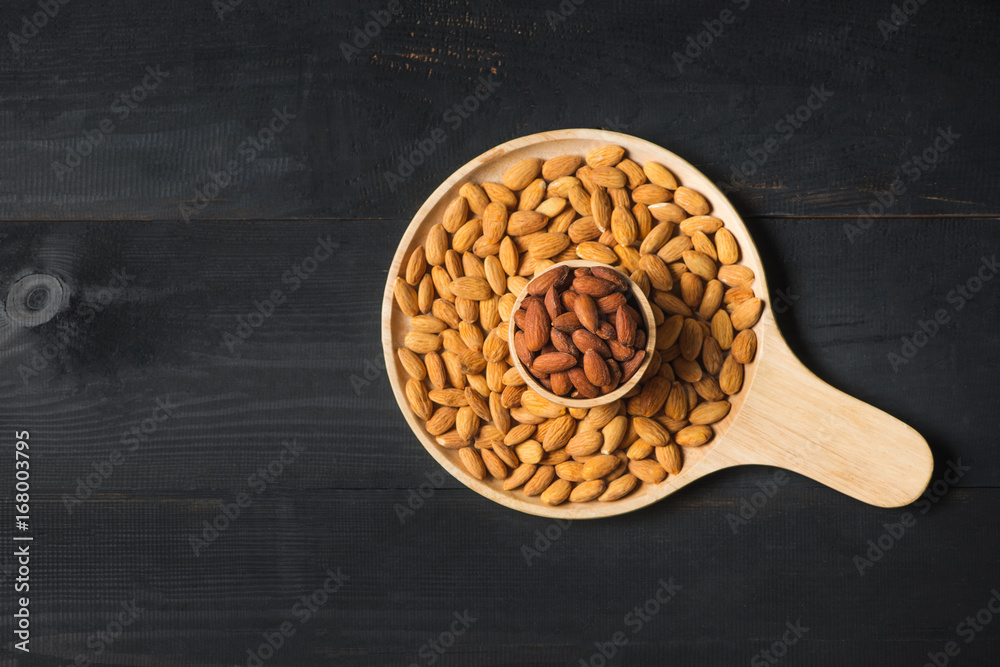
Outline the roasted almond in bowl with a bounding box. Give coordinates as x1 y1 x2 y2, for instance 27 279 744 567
507 260 656 408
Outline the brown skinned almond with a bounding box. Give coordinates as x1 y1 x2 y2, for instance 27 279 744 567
731 298 763 331
631 184 671 205
543 154 584 180
718 264 755 287
532 352 578 374
719 355 744 395
572 293 600 332
507 210 549 236
616 306 636 346
585 144 625 168
503 463 537 490
566 430 604 457
571 329 612 358
643 161 678 189
682 250 717 281
652 291 693 318
449 277 493 301
591 166 628 189
503 158 543 191
480 448 509 479
598 473 638 501
620 349 646 381
679 318 705 361
590 266 629 290
570 479 606 502
715 228 740 265
567 366 600 398
655 443 683 475
458 447 486 480
674 188 711 216
629 458 667 484
556 460 586 482
573 275 618 298
523 465 556 496
482 202 508 243
675 424 714 447
582 454 618 480
540 478 572 505
583 348 611 386
698 279 725 320
633 416 671 446
701 336 724 375
665 381 688 421
711 309 734 350
523 299 551 352
689 401 731 425
526 264 570 296
732 329 757 363
591 188 612 231
595 292 627 315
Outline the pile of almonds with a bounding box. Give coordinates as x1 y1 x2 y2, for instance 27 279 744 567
393 144 762 506
511 264 649 398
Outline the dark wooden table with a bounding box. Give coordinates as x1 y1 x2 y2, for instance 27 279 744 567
2 1 999 665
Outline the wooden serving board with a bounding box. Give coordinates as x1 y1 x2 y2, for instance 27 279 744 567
382 129 933 518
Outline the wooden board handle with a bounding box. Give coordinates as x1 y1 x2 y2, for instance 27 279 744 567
719 315 934 507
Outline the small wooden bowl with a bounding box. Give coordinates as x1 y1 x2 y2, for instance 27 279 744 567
507 260 656 408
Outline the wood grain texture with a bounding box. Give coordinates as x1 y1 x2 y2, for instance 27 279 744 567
0 0 997 220
1 218 995 495
7 489 1000 666
0 219 996 665
0 0 998 662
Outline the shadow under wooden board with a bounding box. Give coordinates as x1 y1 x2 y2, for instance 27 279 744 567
382 129 934 518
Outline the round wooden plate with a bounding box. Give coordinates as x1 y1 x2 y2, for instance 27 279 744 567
382 129 933 518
